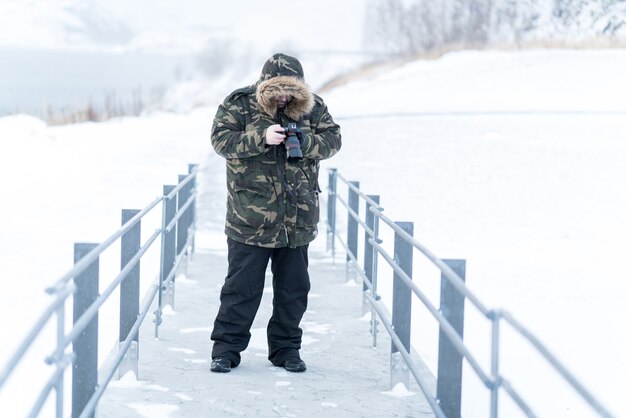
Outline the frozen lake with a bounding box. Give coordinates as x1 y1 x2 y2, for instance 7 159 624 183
0 48 195 117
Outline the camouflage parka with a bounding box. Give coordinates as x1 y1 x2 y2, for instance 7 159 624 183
211 53 342 248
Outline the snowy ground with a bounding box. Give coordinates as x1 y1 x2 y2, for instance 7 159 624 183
0 48 625 417
323 48 626 418
96 240 435 418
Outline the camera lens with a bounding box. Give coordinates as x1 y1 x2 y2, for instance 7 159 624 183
285 136 303 162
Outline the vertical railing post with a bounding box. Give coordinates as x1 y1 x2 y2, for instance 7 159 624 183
490 310 501 418
363 195 378 315
391 222 413 390
156 185 176 338
363 195 380 341
177 174 190 258
371 201 380 347
119 209 140 379
55 298 65 418
188 164 198 260
176 175 190 276
163 187 177 309
326 168 337 260
437 259 467 418
72 243 99 418
346 181 360 282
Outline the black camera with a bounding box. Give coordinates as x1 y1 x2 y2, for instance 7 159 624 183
282 122 303 163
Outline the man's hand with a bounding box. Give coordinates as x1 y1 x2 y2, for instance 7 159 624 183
265 124 286 145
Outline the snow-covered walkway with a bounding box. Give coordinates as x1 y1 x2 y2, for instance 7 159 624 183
94 150 434 417
96 247 434 418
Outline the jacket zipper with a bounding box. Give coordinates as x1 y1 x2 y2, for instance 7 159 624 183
276 112 292 248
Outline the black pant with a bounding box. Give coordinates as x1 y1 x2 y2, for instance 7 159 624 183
211 238 310 366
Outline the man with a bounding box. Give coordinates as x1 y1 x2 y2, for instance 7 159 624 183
209 53 341 373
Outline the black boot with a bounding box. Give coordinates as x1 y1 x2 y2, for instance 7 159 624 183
279 358 306 373
210 356 233 373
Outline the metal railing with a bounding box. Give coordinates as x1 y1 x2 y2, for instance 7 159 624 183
325 168 615 418
0 164 199 418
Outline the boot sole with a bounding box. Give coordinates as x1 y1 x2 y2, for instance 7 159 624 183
210 366 231 373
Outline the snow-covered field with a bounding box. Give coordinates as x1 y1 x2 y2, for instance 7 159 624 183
323 48 626 418
1 48 625 417
0 110 213 417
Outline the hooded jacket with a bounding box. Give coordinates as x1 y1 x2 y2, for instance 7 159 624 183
211 53 342 248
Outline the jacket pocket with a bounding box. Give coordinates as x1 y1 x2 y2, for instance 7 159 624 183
296 190 320 228
229 174 277 229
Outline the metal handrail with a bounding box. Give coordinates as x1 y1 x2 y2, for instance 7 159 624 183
166 170 196 199
337 173 382 209
78 282 160 418
336 194 378 239
28 353 74 418
46 196 163 292
162 225 196 287
0 165 199 418
500 378 538 417
340 172 483 318
368 204 490 316
53 228 162 359
365 291 446 417
370 238 492 386
0 283 75 389
79 220 196 418
329 169 616 418
165 194 195 233
499 311 614 418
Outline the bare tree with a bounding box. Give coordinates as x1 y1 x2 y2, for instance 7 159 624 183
364 0 420 54
490 0 541 44
362 0 626 56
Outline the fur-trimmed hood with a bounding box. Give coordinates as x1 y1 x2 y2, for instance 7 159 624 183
255 53 314 120
256 75 314 120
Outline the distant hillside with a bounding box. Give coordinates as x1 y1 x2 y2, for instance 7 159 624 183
0 0 135 50
364 0 626 55
0 0 365 54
